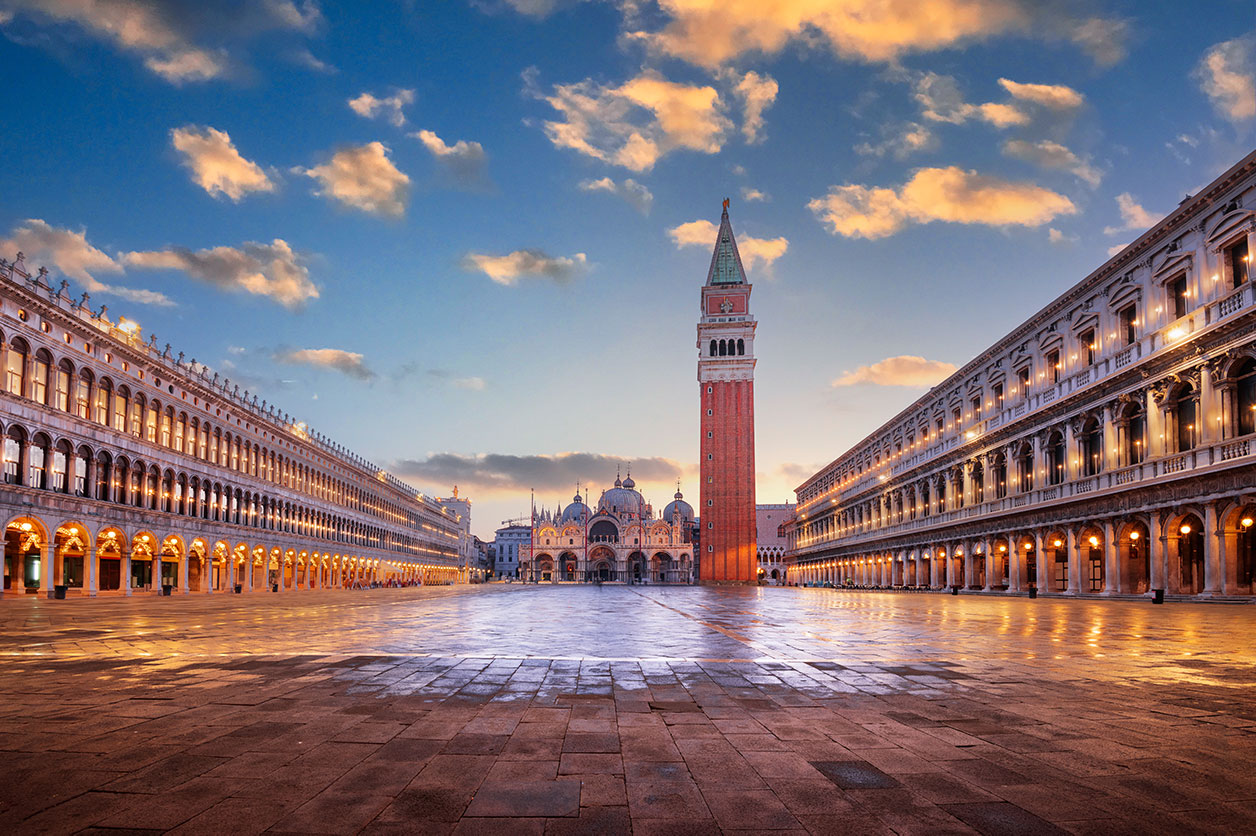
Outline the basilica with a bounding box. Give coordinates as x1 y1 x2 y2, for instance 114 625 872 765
523 474 696 583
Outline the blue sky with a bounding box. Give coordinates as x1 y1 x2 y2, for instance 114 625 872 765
1 1 1253 536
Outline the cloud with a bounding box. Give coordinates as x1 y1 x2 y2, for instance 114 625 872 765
0 219 174 306
453 376 486 390
407 367 488 391
729 69 778 143
530 68 731 171
853 122 936 159
913 72 1027 127
272 347 373 380
579 177 654 214
1195 36 1256 123
123 238 318 309
1103 193 1163 235
288 47 335 73
628 0 1126 69
297 142 409 216
740 187 768 202
462 249 588 286
170 125 276 201
997 78 1084 111
808 166 1076 240
668 220 788 274
0 0 319 83
391 451 685 493
832 355 957 387
348 88 415 127
411 129 488 185
1002 139 1100 187
1048 228 1076 246
1107 243 1127 257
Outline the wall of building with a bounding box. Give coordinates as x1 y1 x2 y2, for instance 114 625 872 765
788 151 1256 600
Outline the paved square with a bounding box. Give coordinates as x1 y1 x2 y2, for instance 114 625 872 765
1 585 1255 834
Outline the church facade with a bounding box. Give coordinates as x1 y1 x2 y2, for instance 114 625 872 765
522 475 695 583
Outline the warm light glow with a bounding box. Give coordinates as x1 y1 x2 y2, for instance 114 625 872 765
1088 536 1099 547
1054 539 1063 547
1242 517 1255 528
1167 327 1185 341
1180 524 1191 535
999 545 1006 552
1129 531 1139 540
20 522 32 532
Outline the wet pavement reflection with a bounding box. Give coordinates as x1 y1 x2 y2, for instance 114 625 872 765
1 586 1254 833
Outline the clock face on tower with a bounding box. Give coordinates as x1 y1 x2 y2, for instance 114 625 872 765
719 298 733 313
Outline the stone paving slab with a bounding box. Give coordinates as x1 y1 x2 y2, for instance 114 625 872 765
1 585 1255 833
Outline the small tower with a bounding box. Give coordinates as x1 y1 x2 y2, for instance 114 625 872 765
696 199 757 583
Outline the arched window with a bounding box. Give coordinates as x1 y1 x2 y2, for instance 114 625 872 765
131 461 145 507
113 385 129 432
3 427 22 484
174 412 186 453
935 477 946 514
114 457 129 504
5 338 28 397
1236 359 1256 436
55 359 72 412
146 399 159 442
1047 432 1066 485
737 338 744 355
131 393 144 436
1081 418 1102 476
718 340 726 356
148 467 160 510
51 440 70 493
992 452 1007 499
1123 402 1146 465
709 339 717 356
160 406 173 447
28 432 50 489
1017 442 1034 492
1173 385 1197 452
95 451 111 501
95 378 111 426
73 445 89 496
32 349 51 405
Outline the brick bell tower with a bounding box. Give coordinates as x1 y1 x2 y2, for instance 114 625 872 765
697 199 756 583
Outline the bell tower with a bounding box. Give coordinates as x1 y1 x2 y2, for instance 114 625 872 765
696 199 756 583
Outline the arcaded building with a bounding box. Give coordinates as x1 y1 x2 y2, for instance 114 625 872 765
788 150 1256 601
523 475 695 583
0 253 466 597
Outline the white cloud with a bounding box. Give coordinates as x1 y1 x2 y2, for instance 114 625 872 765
462 249 588 286
0 219 174 306
913 72 1027 128
453 376 486 391
1048 228 1076 246
171 125 275 201
997 78 1084 111
808 166 1077 240
288 47 336 74
273 347 373 380
1002 139 1101 187
124 238 318 309
740 187 768 202
629 0 1126 68
579 177 654 214
0 0 318 83
348 89 415 127
1103 193 1163 235
392 450 685 494
668 220 788 274
531 69 732 171
297 143 409 217
832 355 956 387
728 69 778 143
854 122 936 159
411 129 488 184
1107 243 1128 257
1195 36 1256 123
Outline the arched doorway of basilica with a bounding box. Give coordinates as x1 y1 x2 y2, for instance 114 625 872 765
627 551 646 582
589 546 614 582
559 551 577 581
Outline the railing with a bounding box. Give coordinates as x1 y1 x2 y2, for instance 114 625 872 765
794 432 1256 556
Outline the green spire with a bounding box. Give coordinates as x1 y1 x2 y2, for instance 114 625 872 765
706 198 747 286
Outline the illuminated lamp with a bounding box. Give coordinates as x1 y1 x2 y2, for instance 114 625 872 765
1180 524 1192 535
1129 531 1140 540
1088 536 1099 547
1242 517 1254 528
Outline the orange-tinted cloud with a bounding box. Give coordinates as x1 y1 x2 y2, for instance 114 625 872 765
668 219 788 273
832 355 957 387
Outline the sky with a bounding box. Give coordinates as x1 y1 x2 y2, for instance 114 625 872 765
0 1 1253 538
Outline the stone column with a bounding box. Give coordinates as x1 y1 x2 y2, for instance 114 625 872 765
1008 538 1022 593
85 545 98 597
1103 520 1117 594
1102 405 1117 473
1066 528 1081 594
1204 501 1223 595
963 544 975 589
41 541 55 598
982 540 994 591
246 555 254 592
1200 364 1217 444
226 550 236 592
1148 516 1165 593
179 550 189 594
121 549 132 596
945 547 955 588
1035 532 1049 591
1147 389 1166 459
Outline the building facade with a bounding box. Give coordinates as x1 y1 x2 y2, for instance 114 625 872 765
522 476 695 583
0 252 467 597
788 151 1256 601
757 503 794 584
698 200 757 583
493 523 528 580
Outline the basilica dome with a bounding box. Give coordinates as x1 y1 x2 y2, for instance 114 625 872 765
560 492 591 523
598 473 645 517
662 489 693 522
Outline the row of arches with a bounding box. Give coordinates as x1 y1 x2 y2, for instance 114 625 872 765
1 514 462 596
795 497 1256 597
526 547 693 583
708 338 745 357
0 418 458 562
0 330 449 536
